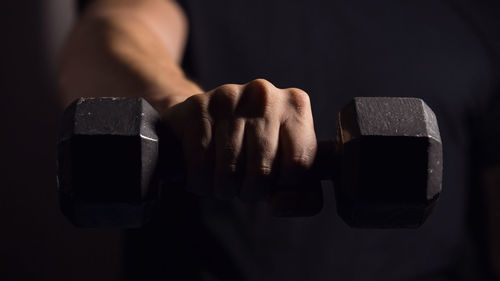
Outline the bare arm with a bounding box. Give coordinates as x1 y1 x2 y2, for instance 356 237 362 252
59 0 320 213
58 0 202 112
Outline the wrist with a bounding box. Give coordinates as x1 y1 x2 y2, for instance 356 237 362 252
148 78 202 113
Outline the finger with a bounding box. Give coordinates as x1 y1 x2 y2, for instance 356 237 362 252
271 121 321 216
207 84 245 199
235 80 282 201
213 118 245 199
269 88 322 215
239 118 280 201
278 88 317 186
174 94 214 196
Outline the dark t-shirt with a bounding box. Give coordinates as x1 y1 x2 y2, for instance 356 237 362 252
78 1 500 280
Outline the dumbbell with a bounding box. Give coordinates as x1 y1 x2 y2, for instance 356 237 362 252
57 97 442 228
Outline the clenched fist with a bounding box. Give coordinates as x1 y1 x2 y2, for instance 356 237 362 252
163 79 322 215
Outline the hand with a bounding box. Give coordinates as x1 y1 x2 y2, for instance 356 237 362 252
163 79 322 215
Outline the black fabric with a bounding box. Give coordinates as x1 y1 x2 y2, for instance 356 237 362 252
117 1 500 281
77 0 92 13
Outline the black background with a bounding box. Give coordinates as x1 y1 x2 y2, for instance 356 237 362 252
0 2 122 280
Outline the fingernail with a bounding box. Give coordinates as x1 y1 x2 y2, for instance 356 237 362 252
214 175 240 200
239 178 272 202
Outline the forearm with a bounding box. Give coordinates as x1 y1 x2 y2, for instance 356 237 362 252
58 0 201 112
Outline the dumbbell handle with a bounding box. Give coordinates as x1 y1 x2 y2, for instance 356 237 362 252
59 97 441 229
159 127 339 185
312 140 338 180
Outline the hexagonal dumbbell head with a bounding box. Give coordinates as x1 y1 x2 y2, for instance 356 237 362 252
58 97 161 227
335 97 442 228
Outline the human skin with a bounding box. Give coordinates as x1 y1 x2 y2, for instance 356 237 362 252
58 0 500 277
58 0 321 213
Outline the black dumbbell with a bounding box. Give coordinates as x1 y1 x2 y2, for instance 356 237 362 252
57 97 442 228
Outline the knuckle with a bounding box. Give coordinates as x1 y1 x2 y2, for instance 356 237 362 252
218 151 239 173
221 144 239 161
248 78 274 90
289 153 314 171
184 95 213 145
187 94 212 121
186 94 208 113
255 145 275 176
246 135 276 177
256 164 273 176
287 88 311 114
212 84 241 108
244 79 278 113
226 162 238 173
246 79 274 98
